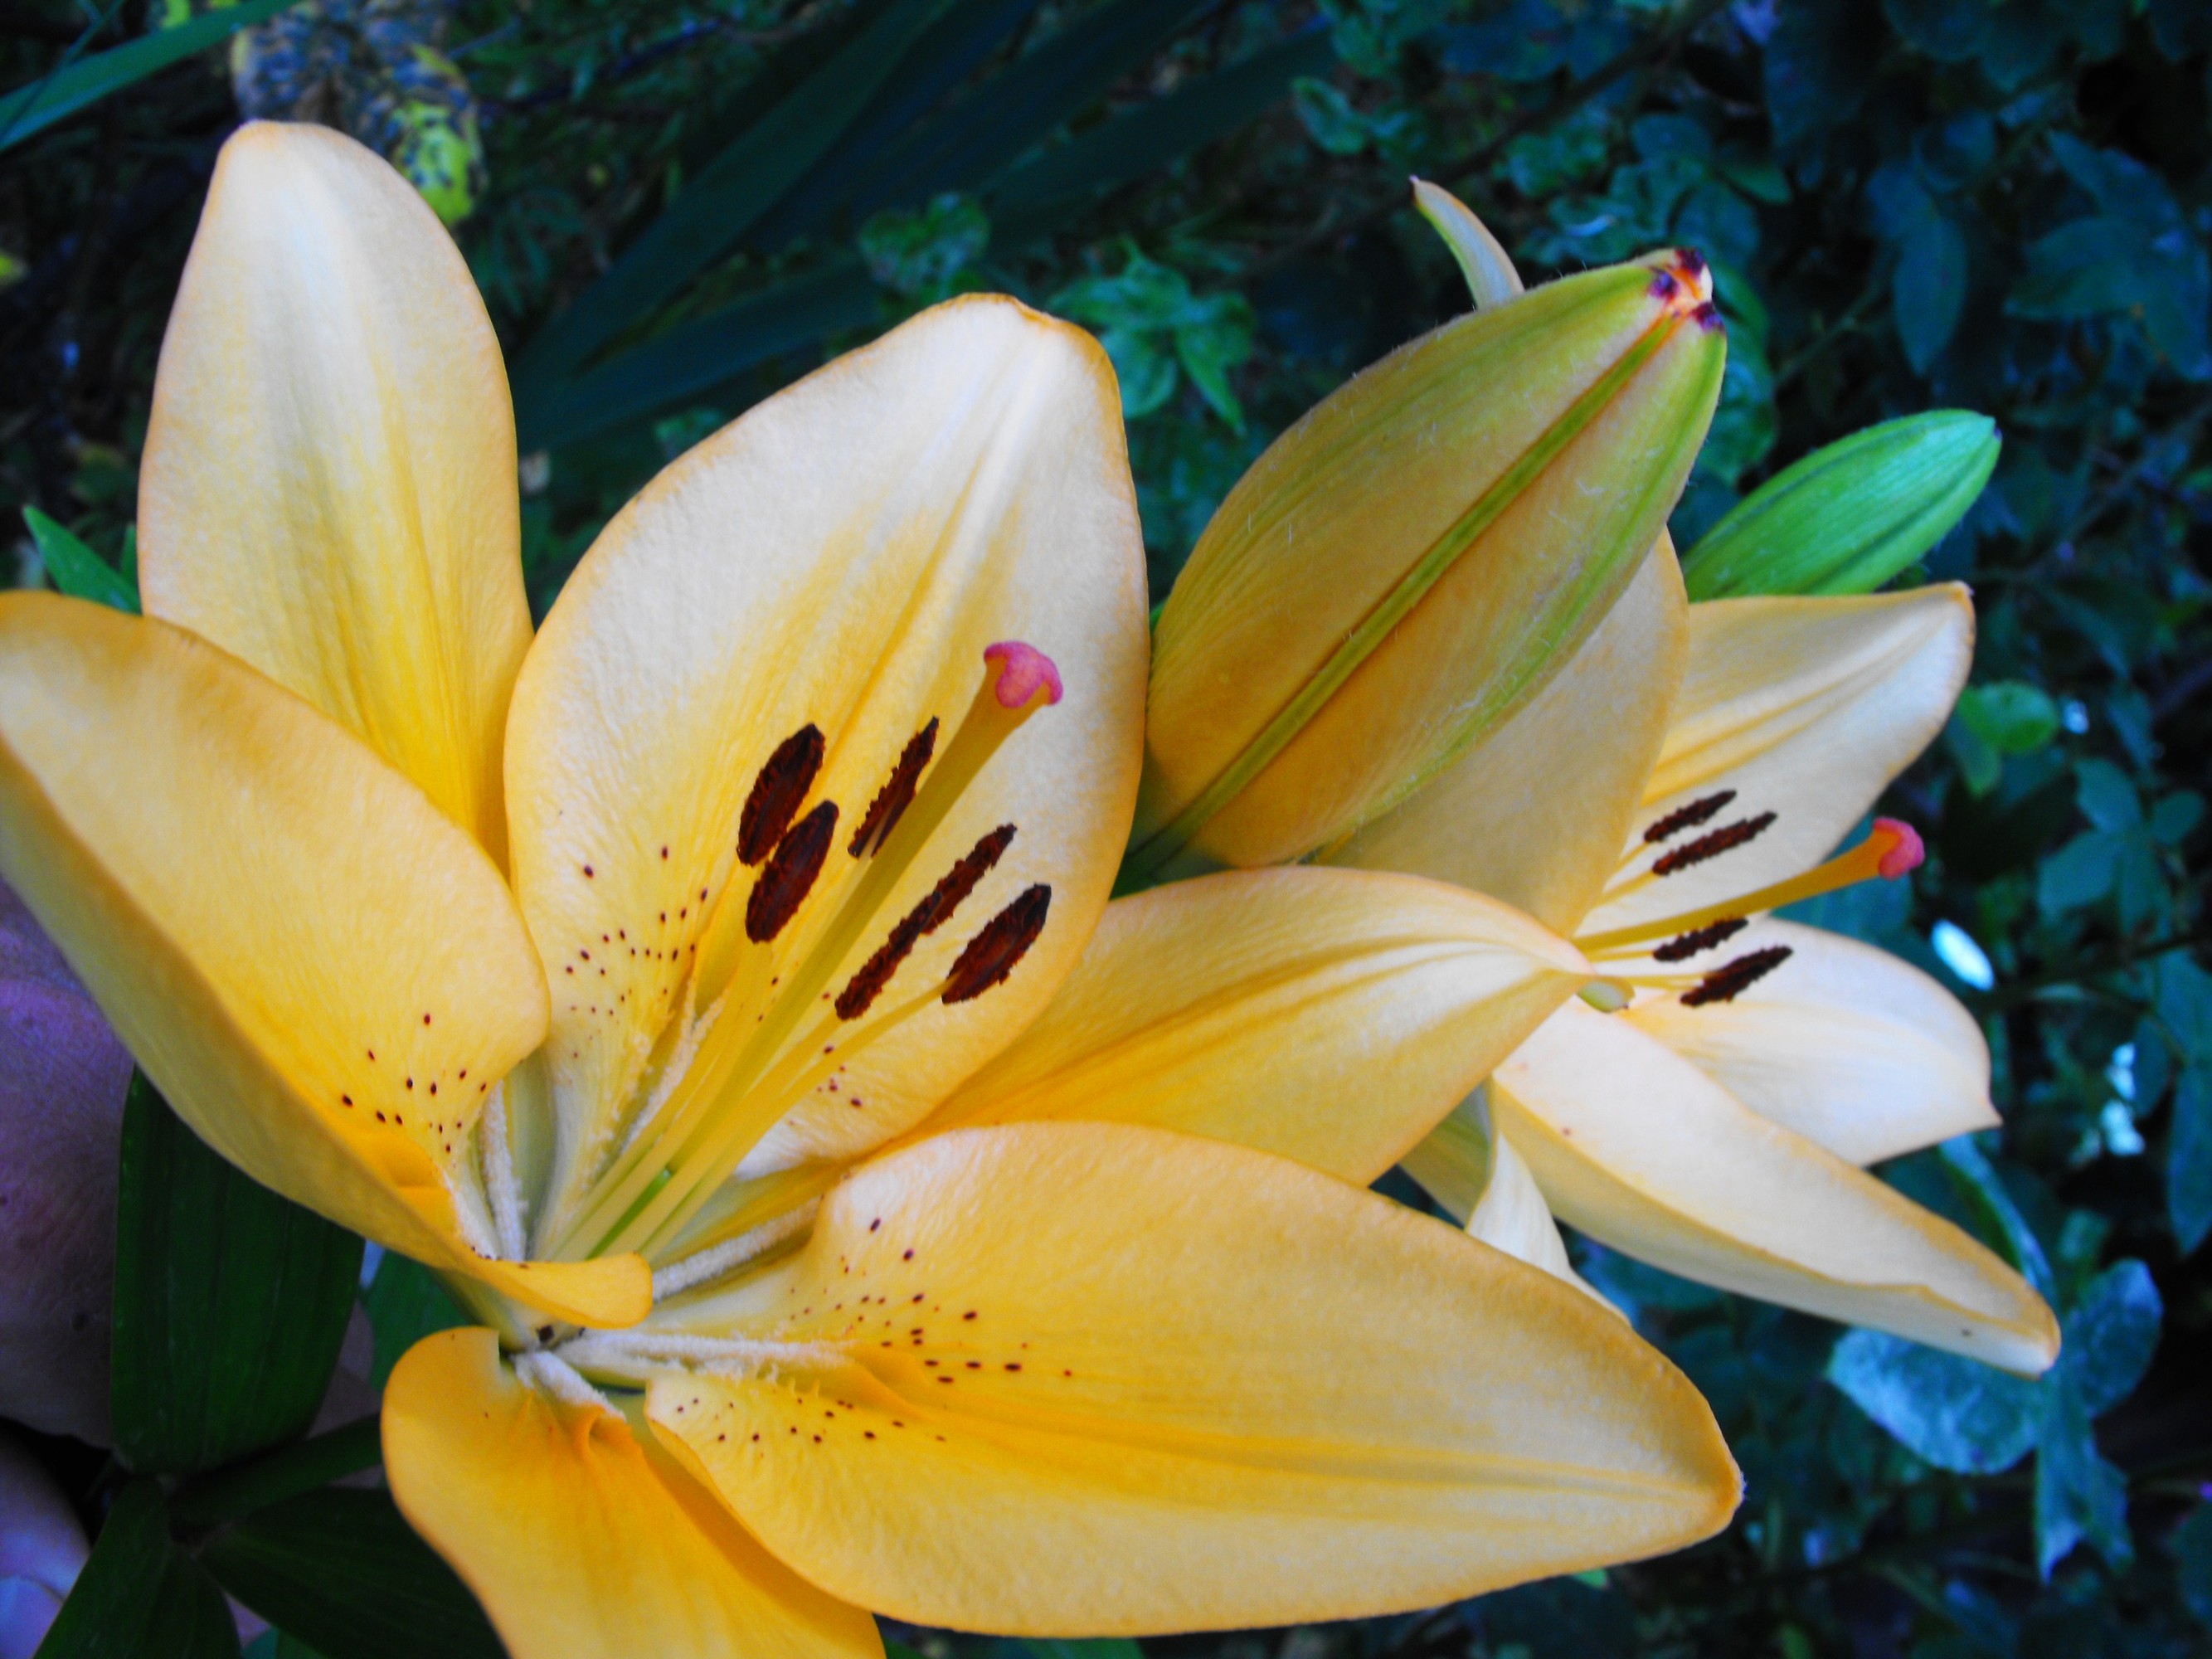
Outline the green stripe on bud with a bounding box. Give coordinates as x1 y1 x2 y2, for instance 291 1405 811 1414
1135 252 1726 877
1681 411 1999 601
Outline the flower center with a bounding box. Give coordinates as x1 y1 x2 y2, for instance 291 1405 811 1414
1574 797 1924 1009
542 644 1063 1272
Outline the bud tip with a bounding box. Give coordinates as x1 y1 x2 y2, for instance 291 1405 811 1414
984 641 1062 709
1874 817 1924 879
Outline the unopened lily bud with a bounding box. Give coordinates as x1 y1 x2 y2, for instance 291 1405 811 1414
1681 410 2000 600
1137 246 1727 874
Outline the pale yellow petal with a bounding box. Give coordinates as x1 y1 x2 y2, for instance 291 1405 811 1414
646 1121 1738 1632
1400 1090 1609 1305
1412 179 1524 309
1621 919 1996 1165
1334 540 1687 932
1582 586 1971 937
507 296 1146 1235
1493 1004 2058 1373
385 1328 882 1659
0 595 641 1329
139 123 530 861
914 867 1587 1181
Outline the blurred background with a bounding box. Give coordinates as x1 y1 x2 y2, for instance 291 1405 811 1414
2 1 2209 1655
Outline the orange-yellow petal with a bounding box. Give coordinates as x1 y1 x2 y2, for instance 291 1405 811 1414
645 1121 1738 1633
140 123 530 861
386 1328 882 1659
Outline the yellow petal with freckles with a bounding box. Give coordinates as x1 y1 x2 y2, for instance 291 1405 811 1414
1493 1004 2058 1374
1621 919 1996 1165
1582 586 1971 939
139 123 531 862
916 867 1587 1181
386 1328 882 1659
646 1121 1738 1633
0 595 642 1329
507 296 1146 1228
1334 541 1687 932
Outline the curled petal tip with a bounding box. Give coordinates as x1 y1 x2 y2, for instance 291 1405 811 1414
983 640 1062 709
1874 817 1925 878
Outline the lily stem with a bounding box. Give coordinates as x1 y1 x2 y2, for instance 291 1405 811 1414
168 1414 382 1531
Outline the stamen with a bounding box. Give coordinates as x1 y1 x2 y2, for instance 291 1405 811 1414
513 1350 610 1410
651 1199 819 1300
478 1082 526 1260
944 884 1052 1005
738 726 825 865
1681 946 1793 1007
1579 818 1926 956
984 640 1062 710
1643 790 1738 844
746 801 839 942
1650 917 1749 962
1650 811 1777 876
849 719 938 857
835 825 1014 1019
559 1332 844 1388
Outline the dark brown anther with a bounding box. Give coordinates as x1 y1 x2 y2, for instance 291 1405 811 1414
1651 917 1749 962
942 884 1051 1005
1692 301 1723 333
1676 248 1707 280
1652 811 1778 876
746 800 839 942
738 725 825 865
1643 791 1738 844
849 719 939 858
1681 945 1792 1007
834 825 1015 1019
1649 269 1680 303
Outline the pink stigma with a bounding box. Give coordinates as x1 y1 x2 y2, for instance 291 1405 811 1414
984 641 1062 710
1874 818 1924 879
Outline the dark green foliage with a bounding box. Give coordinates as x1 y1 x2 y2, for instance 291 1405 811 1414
112 1075 364 1476
34 1481 241 1659
202 1490 504 1659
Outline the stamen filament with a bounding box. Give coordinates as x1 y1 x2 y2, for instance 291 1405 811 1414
1578 818 1923 956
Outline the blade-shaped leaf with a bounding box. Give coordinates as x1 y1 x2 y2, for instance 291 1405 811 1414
516 262 879 452
201 1490 504 1659
362 1253 469 1389
847 0 1216 217
22 508 139 614
111 1074 364 1476
509 0 952 396
34 1481 240 1659
0 0 300 154
992 25 1334 216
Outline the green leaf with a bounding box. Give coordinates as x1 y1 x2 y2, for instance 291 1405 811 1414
1955 681 2061 757
2035 1369 2132 1576
2169 1067 2212 1256
992 28 1335 216
362 1253 470 1389
511 0 955 396
0 0 300 155
1826 1329 2042 1473
22 507 139 613
1019 1642 1145 1659
111 1073 364 1476
515 262 880 453
2176 1504 2212 1629
202 1490 503 1659
1681 411 2001 599
34 1481 241 1659
2067 1260 2161 1418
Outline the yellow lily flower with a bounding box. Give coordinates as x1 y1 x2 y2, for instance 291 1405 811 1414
1130 184 2057 1377
0 126 1741 1657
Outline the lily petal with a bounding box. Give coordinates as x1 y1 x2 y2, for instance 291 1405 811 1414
647 1121 1738 1632
507 296 1146 1226
1621 919 1996 1165
0 596 642 1328
386 1328 882 1659
1493 1004 2059 1373
914 867 1587 1181
1582 586 1971 938
139 123 531 862
1400 1091 1606 1306
1334 540 1687 932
